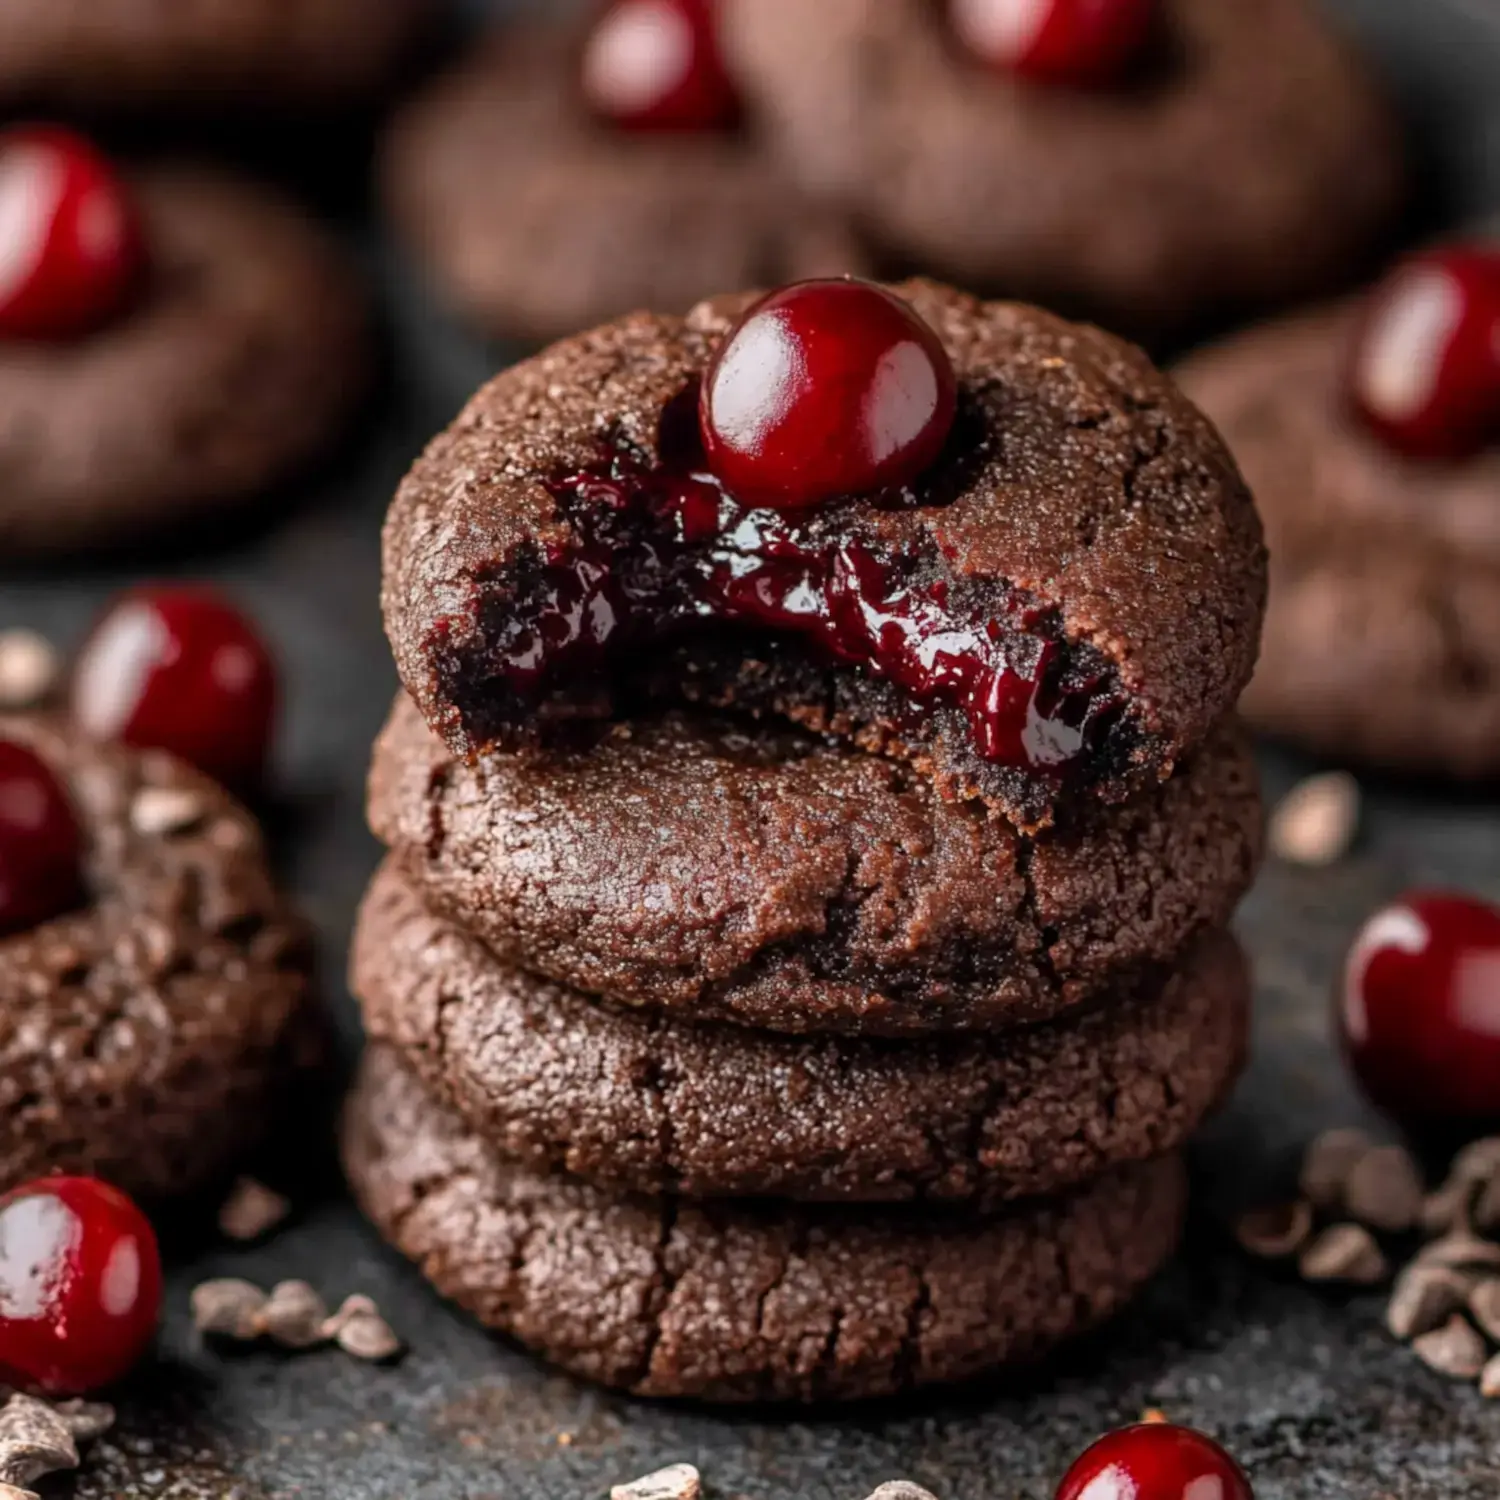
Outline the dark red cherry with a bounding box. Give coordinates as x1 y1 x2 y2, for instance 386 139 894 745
0 125 144 342
952 0 1156 87
1348 246 1500 460
70 587 278 793
0 738 84 937
0 1176 162 1395
1056 1423 1254 1500
581 0 738 132
699 279 958 511
1339 891 1500 1125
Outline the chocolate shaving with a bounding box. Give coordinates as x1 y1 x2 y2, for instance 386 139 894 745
1468 1278 1500 1342
1344 1144 1424 1233
1299 1128 1373 1211
1298 1223 1388 1285
1421 1178 1475 1238
1386 1264 1472 1341
1268 771 1359 867
259 1280 330 1349
1472 1174 1500 1237
323 1295 403 1363
0 631 58 712
1449 1137 1500 1186
192 1278 269 1340
217 1177 291 1243
1414 1232 1500 1274
0 1392 110 1497
130 786 209 838
611 1463 703 1500
1481 1352 1500 1400
1234 1200 1313 1259
1411 1314 1487 1381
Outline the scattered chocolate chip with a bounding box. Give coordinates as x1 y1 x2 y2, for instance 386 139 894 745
1299 1128 1373 1211
1414 1233 1500 1274
129 786 208 838
217 1176 291 1243
1411 1314 1487 1380
1421 1177 1475 1238
1449 1137 1500 1186
865 1486 940 1500
1481 1352 1500 1399
1386 1264 1473 1340
191 1278 268 1340
1345 1143 1425 1233
1268 771 1360 867
0 631 59 712
1298 1223 1388 1285
323 1295 403 1363
0 1394 79 1492
1234 1200 1313 1259
1468 1279 1500 1342
259 1280 329 1349
1472 1174 1500 1237
611 1463 703 1500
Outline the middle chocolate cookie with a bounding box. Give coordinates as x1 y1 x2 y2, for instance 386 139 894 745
370 695 1259 1035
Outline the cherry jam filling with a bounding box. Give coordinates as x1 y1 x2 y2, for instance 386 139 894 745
471 445 1124 773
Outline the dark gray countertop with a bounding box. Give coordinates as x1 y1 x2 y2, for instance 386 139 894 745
4 2 1500 1494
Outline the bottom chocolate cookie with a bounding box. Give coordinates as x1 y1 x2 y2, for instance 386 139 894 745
344 1046 1187 1403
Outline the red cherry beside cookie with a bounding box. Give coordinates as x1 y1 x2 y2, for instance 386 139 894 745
582 0 738 132
952 0 1156 87
0 125 144 343
0 738 84 936
1056 1422 1253 1500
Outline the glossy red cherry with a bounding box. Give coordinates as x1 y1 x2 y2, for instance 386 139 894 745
1339 891 1500 1125
1056 1423 1253 1500
0 738 84 937
699 279 958 511
952 0 1156 87
581 0 738 132
0 125 145 342
1348 246 1500 460
70 587 278 793
0 1176 162 1395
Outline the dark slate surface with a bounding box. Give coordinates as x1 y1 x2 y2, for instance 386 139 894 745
4 1 1500 1494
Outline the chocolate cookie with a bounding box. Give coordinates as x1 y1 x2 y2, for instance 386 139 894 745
0 166 369 555
0 715 318 1201
370 694 1259 1034
344 1044 1188 1403
1176 300 1500 775
0 0 431 113
382 280 1265 830
354 860 1248 1207
382 26 863 345
721 0 1404 342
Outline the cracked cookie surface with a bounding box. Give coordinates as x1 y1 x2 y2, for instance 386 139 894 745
343 1043 1187 1403
355 861 1247 1206
368 694 1260 1035
0 714 319 1199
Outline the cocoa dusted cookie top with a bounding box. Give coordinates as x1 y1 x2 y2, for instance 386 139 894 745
370 694 1261 1035
383 278 1265 829
0 714 318 1201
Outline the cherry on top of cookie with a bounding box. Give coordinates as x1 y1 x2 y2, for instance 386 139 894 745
1347 244 1500 462
581 0 740 132
950 0 1157 88
0 124 145 343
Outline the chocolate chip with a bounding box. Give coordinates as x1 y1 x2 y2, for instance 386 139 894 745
217 1177 291 1243
1411 1314 1487 1380
865 1486 940 1500
1421 1177 1476 1238
1234 1200 1313 1259
1344 1143 1424 1233
129 786 208 838
1449 1137 1500 1186
1386 1264 1473 1340
0 1394 79 1491
323 1295 403 1363
259 1280 330 1349
1481 1352 1500 1399
611 1463 703 1500
1298 1223 1388 1285
1299 1128 1373 1211
1472 1174 1500 1237
191 1278 268 1340
1268 771 1359 867
1468 1278 1500 1341
0 631 59 711
1414 1233 1500 1274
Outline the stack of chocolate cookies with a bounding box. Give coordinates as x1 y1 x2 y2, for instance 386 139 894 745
345 279 1267 1402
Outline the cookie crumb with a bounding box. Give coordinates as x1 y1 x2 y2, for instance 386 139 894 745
1344 1144 1424 1233
1386 1264 1472 1340
1268 771 1359 867
0 631 59 711
1299 1128 1373 1211
0 1394 80 1494
865 1485 939 1500
1410 1314 1487 1381
1139 1408 1169 1425
192 1278 268 1340
323 1295 403 1363
260 1280 330 1349
1298 1223 1388 1284
1234 1200 1312 1259
217 1176 290 1243
611 1462 702 1500
130 786 208 838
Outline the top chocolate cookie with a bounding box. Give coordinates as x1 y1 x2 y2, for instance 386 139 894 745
383 278 1264 828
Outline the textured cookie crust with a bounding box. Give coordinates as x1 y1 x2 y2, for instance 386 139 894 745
722 0 1403 341
0 715 319 1201
383 280 1265 828
344 1045 1188 1403
369 694 1260 1034
1177 300 1500 775
0 167 369 556
354 862 1248 1206
383 27 864 345
0 0 432 112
